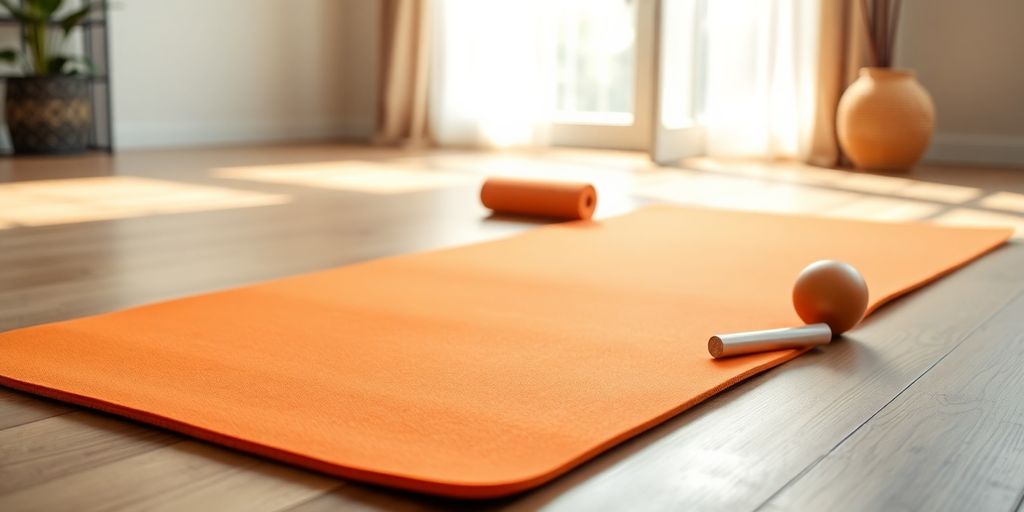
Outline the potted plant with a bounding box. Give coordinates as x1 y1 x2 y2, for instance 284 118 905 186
0 0 95 154
837 0 935 171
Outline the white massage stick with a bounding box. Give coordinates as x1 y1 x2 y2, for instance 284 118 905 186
708 260 869 358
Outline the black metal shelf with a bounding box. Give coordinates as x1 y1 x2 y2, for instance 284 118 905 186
0 17 106 26
0 74 108 80
0 2 113 153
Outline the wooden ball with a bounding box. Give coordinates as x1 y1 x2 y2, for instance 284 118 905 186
792 260 869 335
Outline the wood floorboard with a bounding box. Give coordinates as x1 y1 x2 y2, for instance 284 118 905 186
0 440 341 512
0 145 1022 510
480 244 1024 511
764 290 1024 511
0 389 72 431
0 412 180 494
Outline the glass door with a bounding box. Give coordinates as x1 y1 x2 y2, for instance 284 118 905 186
550 0 654 150
650 0 707 164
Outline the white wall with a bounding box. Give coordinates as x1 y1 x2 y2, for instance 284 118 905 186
110 0 355 149
897 0 1024 166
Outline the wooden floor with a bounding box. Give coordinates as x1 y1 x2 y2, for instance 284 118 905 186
1 144 1023 511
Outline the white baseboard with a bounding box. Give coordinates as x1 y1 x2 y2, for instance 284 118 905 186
924 133 1024 168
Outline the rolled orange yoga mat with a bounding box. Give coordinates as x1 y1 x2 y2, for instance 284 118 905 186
0 206 1011 498
480 177 597 220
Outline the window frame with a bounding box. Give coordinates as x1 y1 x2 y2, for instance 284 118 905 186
550 0 656 151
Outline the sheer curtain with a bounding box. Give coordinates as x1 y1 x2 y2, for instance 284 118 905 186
426 0 637 148
700 0 821 159
428 0 556 147
379 0 861 164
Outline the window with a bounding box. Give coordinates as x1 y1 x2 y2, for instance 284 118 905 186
554 0 638 125
430 0 707 155
550 0 655 150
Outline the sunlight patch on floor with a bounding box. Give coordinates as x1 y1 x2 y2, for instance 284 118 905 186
213 161 478 194
0 176 290 228
632 171 869 215
840 174 980 204
932 208 1024 238
421 154 655 182
979 191 1024 214
822 196 943 222
681 158 983 204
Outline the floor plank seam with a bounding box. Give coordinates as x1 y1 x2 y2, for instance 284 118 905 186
0 408 75 432
1012 485 1024 512
750 289 1024 512
0 439 192 501
274 483 349 512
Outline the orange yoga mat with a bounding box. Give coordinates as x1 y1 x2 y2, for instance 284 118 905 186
0 206 1011 498
481 177 597 220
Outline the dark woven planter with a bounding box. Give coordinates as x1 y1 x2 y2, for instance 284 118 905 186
5 76 91 154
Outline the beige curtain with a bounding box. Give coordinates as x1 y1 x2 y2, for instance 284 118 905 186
376 0 432 146
805 0 873 167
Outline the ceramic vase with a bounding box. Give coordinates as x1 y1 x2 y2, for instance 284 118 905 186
837 68 935 171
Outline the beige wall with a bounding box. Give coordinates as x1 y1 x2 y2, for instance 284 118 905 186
897 0 1024 165
110 0 350 149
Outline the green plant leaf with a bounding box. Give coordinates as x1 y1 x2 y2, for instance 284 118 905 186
35 0 64 17
47 54 93 75
0 48 19 63
22 2 47 21
25 20 49 75
59 2 92 36
0 0 30 21
46 55 68 74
